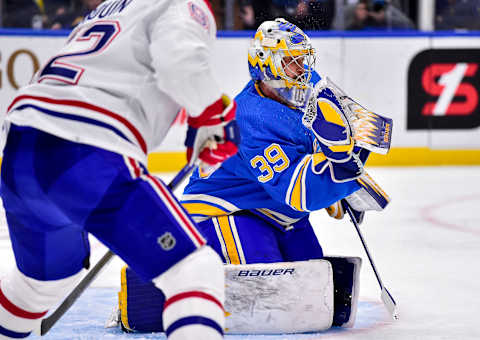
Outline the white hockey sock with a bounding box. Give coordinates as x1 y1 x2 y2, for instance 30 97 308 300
0 268 82 339
153 246 225 340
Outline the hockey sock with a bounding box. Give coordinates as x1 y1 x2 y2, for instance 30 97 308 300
152 246 225 340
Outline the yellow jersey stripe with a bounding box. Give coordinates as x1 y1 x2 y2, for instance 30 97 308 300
290 158 308 211
182 202 229 216
228 216 246 264
217 216 241 265
213 217 230 264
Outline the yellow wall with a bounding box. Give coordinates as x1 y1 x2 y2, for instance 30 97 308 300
366 148 480 166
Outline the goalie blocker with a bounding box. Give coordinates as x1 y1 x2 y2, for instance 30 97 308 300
108 257 361 334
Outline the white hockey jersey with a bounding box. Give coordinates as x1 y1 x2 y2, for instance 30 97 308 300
5 0 221 164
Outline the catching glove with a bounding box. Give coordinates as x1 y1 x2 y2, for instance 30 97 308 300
303 77 393 156
185 95 240 166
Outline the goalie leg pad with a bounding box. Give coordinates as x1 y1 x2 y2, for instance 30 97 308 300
225 260 333 334
324 256 362 328
153 246 225 340
116 259 334 335
119 266 165 333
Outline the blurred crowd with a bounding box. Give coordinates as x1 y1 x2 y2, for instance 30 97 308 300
0 0 479 31
435 0 480 30
235 0 416 31
1 0 102 29
338 0 415 30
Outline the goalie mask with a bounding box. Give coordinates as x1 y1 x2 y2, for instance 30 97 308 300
248 18 316 108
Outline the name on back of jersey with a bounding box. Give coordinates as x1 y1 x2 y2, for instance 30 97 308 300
83 0 134 24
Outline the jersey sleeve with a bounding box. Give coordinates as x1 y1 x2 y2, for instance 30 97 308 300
239 104 360 213
149 0 222 117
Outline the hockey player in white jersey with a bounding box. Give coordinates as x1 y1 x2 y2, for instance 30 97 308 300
0 1 239 339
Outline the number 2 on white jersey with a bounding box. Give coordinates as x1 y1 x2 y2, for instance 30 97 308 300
38 20 121 85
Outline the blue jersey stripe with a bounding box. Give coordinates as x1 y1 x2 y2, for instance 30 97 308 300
165 316 223 337
0 325 30 338
15 104 132 145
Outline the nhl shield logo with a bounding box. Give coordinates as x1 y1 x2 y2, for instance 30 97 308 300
158 232 176 251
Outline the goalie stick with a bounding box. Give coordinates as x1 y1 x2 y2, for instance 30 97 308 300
39 163 196 336
344 203 399 320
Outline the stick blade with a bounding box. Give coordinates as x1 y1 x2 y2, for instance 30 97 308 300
381 287 399 320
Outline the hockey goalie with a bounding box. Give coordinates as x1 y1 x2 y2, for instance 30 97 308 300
108 18 393 335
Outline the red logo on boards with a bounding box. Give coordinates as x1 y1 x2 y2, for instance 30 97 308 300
408 49 480 129
422 63 478 116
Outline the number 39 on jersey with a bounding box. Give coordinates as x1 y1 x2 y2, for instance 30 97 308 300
250 143 290 183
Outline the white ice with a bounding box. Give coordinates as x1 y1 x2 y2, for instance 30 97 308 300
1 166 479 340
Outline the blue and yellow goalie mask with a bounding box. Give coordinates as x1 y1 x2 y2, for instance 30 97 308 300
248 18 316 108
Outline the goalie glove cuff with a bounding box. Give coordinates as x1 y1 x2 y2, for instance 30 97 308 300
328 154 364 183
319 138 355 163
311 151 364 183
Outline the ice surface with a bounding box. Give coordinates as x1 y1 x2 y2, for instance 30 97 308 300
1 166 479 340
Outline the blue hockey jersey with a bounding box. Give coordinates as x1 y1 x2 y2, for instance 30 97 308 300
182 77 361 229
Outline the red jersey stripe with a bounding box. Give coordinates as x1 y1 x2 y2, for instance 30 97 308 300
7 95 147 154
145 174 206 246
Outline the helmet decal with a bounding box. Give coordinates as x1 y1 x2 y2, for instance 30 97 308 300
290 33 306 45
278 21 297 32
248 54 278 78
